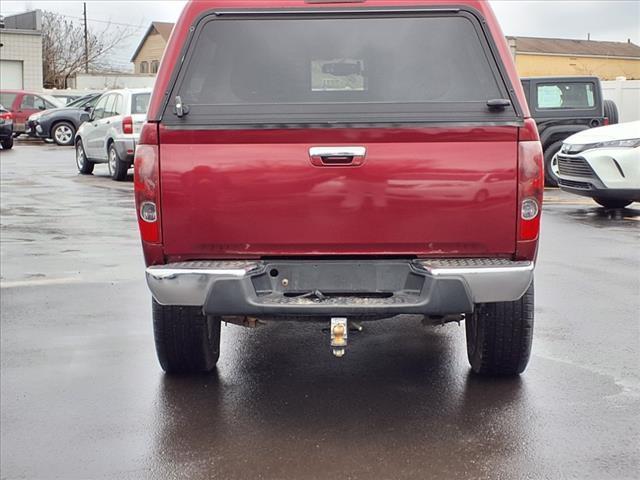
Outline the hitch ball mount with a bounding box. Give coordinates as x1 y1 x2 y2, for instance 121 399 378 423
330 317 348 358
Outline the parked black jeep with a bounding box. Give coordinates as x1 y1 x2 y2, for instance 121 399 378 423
521 76 619 186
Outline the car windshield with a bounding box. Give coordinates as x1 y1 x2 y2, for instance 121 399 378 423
0 93 18 108
42 95 64 108
67 95 95 108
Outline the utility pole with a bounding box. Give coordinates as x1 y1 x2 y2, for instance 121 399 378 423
83 2 89 73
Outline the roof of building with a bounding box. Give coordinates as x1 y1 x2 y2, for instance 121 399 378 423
3 10 42 31
152 22 175 41
130 22 175 62
508 36 640 59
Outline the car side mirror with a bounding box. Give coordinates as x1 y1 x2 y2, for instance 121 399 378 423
38 105 46 110
87 107 95 121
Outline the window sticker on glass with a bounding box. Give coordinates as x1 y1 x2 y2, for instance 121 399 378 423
311 59 366 92
537 85 563 109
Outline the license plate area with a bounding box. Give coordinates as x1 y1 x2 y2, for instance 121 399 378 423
250 260 425 297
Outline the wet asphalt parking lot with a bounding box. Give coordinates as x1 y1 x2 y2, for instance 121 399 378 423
1 142 639 480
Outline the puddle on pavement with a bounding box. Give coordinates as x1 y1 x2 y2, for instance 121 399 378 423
559 205 640 228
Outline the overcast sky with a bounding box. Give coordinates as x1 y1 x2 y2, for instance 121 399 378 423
2 0 639 70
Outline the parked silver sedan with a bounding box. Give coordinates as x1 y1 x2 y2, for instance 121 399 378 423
74 89 151 181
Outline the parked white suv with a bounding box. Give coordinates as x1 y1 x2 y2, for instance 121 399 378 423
557 121 640 208
74 89 151 181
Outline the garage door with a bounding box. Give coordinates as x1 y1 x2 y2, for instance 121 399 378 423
0 60 24 89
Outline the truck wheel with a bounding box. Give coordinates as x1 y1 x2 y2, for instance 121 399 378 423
594 198 632 209
52 122 76 146
1 136 14 150
75 139 94 174
107 144 128 181
152 299 221 374
466 282 534 376
544 141 562 187
603 100 619 125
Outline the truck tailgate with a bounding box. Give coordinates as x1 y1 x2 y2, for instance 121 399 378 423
159 126 518 258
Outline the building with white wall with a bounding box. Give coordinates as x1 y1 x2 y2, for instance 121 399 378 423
69 72 156 90
0 11 44 91
602 78 640 123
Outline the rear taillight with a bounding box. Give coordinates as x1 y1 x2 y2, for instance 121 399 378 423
0 112 12 121
603 117 610 126
516 118 544 260
134 123 161 243
122 116 133 134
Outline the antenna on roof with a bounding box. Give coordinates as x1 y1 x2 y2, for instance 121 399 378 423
587 33 591 41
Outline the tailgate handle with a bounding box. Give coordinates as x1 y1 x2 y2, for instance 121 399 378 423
309 146 367 167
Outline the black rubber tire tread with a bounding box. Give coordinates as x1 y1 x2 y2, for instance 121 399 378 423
603 100 619 125
1 136 14 149
466 283 534 376
594 197 632 209
152 299 220 374
76 140 94 174
108 144 128 181
543 141 562 187
52 121 76 146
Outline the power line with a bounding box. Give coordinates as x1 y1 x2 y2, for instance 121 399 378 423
1 9 148 30
59 14 148 30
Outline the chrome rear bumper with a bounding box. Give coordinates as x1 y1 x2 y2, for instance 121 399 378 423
146 261 262 306
146 259 534 315
416 258 534 303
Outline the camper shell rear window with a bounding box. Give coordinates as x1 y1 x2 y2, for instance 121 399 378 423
162 8 519 127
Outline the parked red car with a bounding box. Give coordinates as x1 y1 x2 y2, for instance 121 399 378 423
136 0 544 376
0 90 62 135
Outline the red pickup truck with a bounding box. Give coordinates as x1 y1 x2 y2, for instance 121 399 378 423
135 0 544 376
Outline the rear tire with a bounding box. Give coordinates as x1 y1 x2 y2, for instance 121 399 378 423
152 299 221 374
107 144 128 181
466 282 534 376
75 139 94 174
603 100 619 125
594 197 632 209
1 136 14 150
52 121 76 146
544 141 562 187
